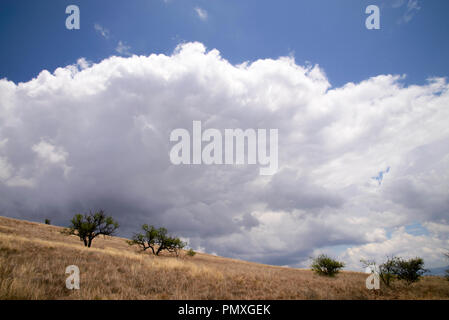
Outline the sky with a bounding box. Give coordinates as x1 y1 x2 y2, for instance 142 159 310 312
0 0 448 271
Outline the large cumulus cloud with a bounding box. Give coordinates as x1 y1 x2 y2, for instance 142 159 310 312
0 42 448 269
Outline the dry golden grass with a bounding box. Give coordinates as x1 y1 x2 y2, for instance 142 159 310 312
0 215 448 300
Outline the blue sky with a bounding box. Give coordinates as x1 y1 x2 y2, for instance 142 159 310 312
1 0 449 87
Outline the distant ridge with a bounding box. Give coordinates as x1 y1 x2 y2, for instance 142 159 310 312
427 266 449 276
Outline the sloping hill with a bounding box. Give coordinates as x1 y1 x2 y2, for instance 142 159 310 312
0 215 448 300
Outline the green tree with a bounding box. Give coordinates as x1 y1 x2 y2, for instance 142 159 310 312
394 257 427 285
128 225 186 256
67 210 119 248
127 224 159 254
378 256 401 287
311 254 345 277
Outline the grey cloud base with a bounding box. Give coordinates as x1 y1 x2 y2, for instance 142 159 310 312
0 42 448 269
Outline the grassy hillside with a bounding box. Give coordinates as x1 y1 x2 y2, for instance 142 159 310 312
0 215 448 300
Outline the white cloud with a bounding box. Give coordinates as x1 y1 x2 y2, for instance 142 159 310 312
0 42 448 268
194 7 208 21
0 157 12 181
424 221 449 238
32 141 68 165
341 227 449 270
0 141 35 187
32 140 72 177
76 58 90 70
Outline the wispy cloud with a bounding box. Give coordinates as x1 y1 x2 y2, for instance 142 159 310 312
396 0 421 24
391 0 406 8
194 7 208 21
403 0 421 23
115 41 132 56
94 23 110 39
94 24 131 56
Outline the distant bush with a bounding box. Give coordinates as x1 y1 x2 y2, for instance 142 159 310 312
187 248 196 257
311 254 345 277
128 224 186 256
44 219 51 225
394 257 427 285
362 256 427 287
65 210 119 248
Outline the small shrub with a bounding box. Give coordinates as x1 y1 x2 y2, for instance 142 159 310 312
187 248 196 257
44 219 51 225
394 257 427 285
311 254 345 277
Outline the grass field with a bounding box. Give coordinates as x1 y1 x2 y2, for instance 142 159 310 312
0 215 448 300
